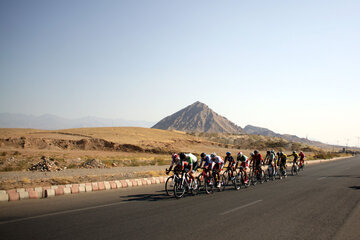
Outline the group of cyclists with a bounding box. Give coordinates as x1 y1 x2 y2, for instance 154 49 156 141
166 150 305 196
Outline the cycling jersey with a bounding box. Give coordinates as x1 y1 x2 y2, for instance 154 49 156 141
299 152 305 160
224 155 235 163
237 155 249 169
169 158 181 168
213 156 224 164
279 154 287 166
200 155 213 167
266 153 276 165
224 155 235 167
211 156 224 170
289 153 299 162
237 155 248 162
182 153 197 168
252 154 263 167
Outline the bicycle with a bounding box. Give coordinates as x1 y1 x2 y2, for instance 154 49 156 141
222 166 240 190
212 167 225 192
250 166 265 185
165 168 181 196
291 162 299 176
197 167 214 194
299 160 305 171
267 164 276 181
173 170 199 199
237 166 250 188
279 164 287 179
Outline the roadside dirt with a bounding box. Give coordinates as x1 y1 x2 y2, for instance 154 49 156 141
0 165 166 190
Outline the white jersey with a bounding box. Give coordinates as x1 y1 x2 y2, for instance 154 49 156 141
213 156 224 164
185 153 198 163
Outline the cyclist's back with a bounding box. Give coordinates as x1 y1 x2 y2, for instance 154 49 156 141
289 151 299 164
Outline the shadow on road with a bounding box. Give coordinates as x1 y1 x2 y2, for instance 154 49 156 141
349 186 360 190
120 190 171 202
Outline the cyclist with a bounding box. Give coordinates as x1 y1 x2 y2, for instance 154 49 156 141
288 151 300 168
265 150 276 176
199 152 213 179
279 152 288 176
237 152 249 184
199 152 212 169
224 152 236 180
250 150 264 176
166 153 182 175
299 151 305 168
210 153 224 188
179 152 198 182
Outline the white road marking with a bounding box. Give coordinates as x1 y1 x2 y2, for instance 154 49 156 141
317 177 327 180
0 201 129 225
220 200 263 215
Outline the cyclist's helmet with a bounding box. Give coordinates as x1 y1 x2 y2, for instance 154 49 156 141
267 150 270 154
250 152 254 157
226 152 231 156
254 150 259 155
179 152 186 160
172 154 179 161
280 152 284 156
210 153 216 158
200 152 206 158
237 152 243 157
293 151 296 154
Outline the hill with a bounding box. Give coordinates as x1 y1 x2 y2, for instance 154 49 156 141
244 125 328 148
152 101 244 134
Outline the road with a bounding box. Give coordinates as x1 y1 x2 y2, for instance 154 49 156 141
0 156 359 240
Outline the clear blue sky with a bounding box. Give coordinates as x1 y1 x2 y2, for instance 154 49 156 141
1 0 359 146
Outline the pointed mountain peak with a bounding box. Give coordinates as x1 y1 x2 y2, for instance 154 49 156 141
152 102 243 134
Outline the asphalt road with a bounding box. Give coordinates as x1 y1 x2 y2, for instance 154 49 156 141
1 156 359 240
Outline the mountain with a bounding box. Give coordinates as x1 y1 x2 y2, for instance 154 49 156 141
0 113 155 130
244 125 281 137
152 101 244 134
244 124 327 147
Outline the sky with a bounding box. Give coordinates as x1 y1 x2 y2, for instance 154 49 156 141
0 0 359 147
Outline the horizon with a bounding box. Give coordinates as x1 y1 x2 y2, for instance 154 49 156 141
1 1 359 146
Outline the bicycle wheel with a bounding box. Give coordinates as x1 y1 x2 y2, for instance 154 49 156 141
291 166 296 176
222 171 229 187
205 177 214 194
251 171 257 186
173 181 185 199
217 174 226 192
259 170 265 184
233 176 240 190
165 176 175 196
191 178 199 196
196 174 205 192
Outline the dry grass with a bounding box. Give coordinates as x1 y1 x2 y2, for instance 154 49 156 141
0 127 325 172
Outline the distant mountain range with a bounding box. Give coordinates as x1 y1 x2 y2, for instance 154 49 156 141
152 101 244 134
244 125 326 147
0 113 155 130
152 101 328 147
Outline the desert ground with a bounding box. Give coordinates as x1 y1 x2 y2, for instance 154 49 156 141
0 127 346 189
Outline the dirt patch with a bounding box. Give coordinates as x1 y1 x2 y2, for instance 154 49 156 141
81 159 107 169
0 137 173 154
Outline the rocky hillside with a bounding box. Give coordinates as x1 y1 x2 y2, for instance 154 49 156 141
152 101 244 134
244 125 328 148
